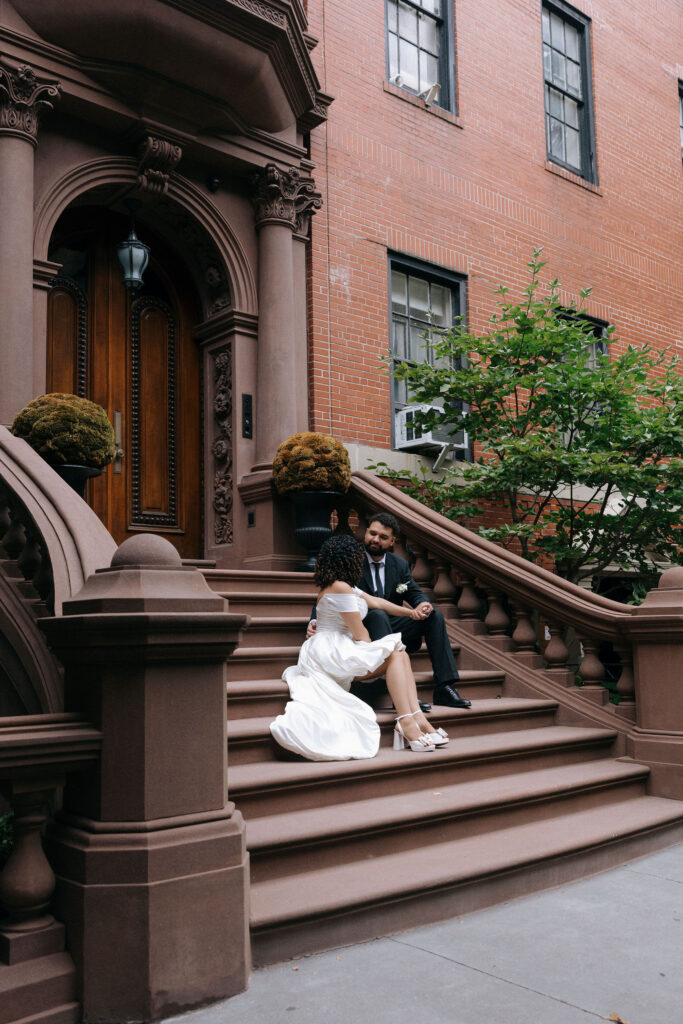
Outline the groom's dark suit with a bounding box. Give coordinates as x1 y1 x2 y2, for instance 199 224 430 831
358 552 460 687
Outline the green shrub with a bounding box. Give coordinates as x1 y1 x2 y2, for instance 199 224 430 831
11 393 115 468
272 432 351 494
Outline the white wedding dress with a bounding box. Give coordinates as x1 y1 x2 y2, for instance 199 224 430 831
270 587 406 761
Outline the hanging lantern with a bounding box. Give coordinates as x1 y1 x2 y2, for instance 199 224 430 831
117 225 150 292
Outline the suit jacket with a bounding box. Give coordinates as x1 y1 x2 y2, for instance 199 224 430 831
358 552 427 609
311 552 427 620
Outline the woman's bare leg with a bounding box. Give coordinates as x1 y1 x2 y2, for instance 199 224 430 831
354 652 431 741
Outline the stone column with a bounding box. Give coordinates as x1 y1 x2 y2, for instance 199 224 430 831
40 535 251 1022
0 60 60 427
251 164 321 470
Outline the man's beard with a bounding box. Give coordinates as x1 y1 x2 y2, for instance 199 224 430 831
365 541 383 557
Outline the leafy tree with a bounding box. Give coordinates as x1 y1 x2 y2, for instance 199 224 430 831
374 251 683 585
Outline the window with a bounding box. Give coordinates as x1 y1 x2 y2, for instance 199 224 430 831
542 1 596 182
389 255 467 454
386 1 454 110
679 82 683 160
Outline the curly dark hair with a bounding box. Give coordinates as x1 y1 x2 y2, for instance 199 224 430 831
314 534 365 589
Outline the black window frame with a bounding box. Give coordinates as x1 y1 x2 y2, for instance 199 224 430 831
541 0 597 184
678 81 683 161
388 253 468 457
385 0 457 114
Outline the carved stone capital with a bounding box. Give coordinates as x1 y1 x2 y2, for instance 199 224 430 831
251 164 322 232
0 60 61 146
137 134 182 195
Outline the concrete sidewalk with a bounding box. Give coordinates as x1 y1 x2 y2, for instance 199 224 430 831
169 843 683 1024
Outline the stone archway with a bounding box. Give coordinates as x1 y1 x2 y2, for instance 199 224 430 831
33 157 259 560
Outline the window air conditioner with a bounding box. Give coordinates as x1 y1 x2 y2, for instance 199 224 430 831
395 404 468 452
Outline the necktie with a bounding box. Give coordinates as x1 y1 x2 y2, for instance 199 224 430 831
373 562 383 598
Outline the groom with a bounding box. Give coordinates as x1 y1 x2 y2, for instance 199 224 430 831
307 512 471 710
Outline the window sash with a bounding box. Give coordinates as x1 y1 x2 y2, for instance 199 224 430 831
542 2 595 181
386 0 450 107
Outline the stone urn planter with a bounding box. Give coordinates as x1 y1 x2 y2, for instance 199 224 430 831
11 393 115 497
272 432 351 572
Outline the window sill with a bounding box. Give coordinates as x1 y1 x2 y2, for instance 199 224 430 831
383 81 463 128
544 160 602 195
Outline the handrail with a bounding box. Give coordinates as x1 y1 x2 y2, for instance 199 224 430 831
349 471 634 641
0 427 116 615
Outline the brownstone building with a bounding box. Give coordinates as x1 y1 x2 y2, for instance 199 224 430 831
1 3 683 1023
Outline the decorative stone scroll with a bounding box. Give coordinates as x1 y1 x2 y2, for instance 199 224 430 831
251 163 322 234
0 60 60 145
137 134 182 196
213 348 234 545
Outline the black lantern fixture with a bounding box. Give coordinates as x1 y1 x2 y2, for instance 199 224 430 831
117 199 150 292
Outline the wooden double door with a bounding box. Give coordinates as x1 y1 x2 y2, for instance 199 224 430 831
47 208 202 558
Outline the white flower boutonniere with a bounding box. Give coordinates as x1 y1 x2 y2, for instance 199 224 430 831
396 583 408 594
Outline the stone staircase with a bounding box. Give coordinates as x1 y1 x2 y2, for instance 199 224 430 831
203 568 683 967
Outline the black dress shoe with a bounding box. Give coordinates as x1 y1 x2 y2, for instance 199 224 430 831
418 699 432 713
433 683 471 709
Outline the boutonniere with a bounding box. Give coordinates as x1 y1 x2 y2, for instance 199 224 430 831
396 583 408 594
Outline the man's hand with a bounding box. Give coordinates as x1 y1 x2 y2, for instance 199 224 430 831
411 602 433 620
306 619 317 639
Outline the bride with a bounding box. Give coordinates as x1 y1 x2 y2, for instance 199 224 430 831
270 534 448 761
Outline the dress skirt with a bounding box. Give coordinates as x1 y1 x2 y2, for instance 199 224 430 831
270 630 405 761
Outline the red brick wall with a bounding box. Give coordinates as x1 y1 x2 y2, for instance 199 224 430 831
305 0 683 448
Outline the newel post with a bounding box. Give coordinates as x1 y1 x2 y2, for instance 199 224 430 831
39 535 250 1022
625 567 683 798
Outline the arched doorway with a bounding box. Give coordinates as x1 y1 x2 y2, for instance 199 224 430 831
46 206 202 558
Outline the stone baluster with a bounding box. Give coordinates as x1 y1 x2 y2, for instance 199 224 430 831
31 539 54 609
333 501 352 536
543 620 573 685
2 505 26 559
511 604 543 667
409 544 434 599
456 573 486 635
16 523 41 583
431 560 458 618
613 638 636 722
0 786 55 935
485 589 513 650
576 636 609 705
0 494 11 539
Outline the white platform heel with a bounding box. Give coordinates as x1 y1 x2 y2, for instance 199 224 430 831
411 711 448 746
393 713 435 752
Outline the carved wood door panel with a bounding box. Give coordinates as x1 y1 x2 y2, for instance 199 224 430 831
47 209 202 558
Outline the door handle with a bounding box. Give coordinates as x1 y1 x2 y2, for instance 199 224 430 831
113 411 124 474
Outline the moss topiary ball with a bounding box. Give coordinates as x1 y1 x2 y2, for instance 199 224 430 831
272 432 351 494
11 393 116 469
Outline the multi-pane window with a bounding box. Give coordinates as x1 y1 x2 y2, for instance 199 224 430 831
386 1 452 109
542 2 596 182
389 257 467 454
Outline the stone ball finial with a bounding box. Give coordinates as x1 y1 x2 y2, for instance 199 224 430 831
658 566 683 590
110 534 182 569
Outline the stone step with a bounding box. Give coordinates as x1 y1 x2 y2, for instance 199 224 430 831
0 953 78 1024
221 592 317 617
230 641 461 680
228 698 559 765
228 725 619 818
201 568 316 598
247 758 650 883
226 668 506 719
250 794 683 966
